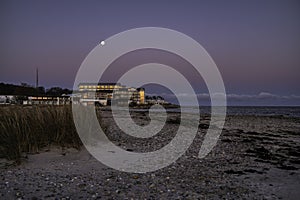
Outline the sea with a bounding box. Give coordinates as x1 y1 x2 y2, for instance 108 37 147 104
131 106 300 118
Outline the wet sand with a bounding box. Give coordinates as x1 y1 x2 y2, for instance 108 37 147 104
1 111 299 199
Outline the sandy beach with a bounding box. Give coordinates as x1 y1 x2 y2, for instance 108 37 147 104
1 110 300 199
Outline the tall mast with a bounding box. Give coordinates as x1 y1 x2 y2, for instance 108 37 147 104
36 68 39 88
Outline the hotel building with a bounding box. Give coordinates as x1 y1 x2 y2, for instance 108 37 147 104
77 83 145 106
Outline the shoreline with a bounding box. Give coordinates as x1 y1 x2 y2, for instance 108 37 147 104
1 111 299 199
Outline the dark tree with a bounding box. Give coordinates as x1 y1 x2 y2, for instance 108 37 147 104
46 87 72 96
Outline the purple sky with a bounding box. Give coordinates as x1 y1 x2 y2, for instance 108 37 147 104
0 0 299 105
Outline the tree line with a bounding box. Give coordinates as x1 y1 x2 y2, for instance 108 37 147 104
0 82 72 96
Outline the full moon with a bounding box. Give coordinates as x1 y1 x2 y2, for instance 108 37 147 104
100 41 105 46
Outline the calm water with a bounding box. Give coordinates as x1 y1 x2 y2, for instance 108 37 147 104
225 106 300 117
132 106 300 118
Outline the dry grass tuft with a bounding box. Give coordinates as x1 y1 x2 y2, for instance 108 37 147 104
0 105 82 163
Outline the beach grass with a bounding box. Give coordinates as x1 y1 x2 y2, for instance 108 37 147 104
0 105 83 163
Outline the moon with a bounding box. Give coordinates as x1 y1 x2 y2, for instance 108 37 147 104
100 41 105 46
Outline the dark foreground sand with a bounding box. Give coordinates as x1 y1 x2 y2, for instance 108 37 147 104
1 111 300 199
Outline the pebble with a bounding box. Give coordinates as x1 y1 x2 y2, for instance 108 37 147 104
0 113 298 199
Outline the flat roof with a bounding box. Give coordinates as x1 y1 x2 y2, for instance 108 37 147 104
78 82 121 86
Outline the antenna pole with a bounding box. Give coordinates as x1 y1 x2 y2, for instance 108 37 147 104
36 68 39 88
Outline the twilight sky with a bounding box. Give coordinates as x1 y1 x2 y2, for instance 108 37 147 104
0 0 299 105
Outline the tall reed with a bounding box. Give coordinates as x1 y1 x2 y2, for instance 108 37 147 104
0 105 82 163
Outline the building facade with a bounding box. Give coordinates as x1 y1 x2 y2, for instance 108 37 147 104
77 83 145 106
24 96 71 105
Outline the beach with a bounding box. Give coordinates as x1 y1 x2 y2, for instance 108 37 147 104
1 109 300 199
